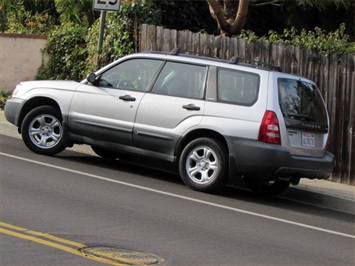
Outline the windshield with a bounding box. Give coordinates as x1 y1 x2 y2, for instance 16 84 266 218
278 78 328 131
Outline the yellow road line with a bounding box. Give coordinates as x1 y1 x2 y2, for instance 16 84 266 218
0 221 86 248
0 221 141 266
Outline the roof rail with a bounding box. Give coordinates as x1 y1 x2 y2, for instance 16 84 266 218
228 56 240 64
229 57 281 71
169 48 205 57
170 47 181 55
168 48 281 71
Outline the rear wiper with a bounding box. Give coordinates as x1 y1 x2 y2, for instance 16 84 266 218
286 113 315 122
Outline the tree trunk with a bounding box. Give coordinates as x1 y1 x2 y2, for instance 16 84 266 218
207 0 249 36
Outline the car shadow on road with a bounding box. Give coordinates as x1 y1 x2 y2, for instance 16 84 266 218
56 149 355 220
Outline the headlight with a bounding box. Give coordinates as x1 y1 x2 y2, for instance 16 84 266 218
12 84 22 96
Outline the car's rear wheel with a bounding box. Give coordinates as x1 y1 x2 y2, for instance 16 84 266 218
21 105 66 155
91 146 120 160
179 138 227 192
245 177 290 196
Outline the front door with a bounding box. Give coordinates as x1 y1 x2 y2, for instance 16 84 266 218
68 58 163 145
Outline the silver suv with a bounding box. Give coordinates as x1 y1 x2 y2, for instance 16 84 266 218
4 50 335 195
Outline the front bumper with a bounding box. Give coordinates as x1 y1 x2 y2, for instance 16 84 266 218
4 98 25 127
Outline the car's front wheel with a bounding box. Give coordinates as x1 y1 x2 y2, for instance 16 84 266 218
21 106 66 155
179 138 227 192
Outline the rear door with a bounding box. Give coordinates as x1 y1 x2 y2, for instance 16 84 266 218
133 61 208 159
276 77 330 157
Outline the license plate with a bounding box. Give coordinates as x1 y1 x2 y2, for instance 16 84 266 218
302 133 315 147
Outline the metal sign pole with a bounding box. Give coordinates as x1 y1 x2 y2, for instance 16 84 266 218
93 0 120 69
97 10 107 69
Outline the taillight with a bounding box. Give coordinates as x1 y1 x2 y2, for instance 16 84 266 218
258 110 281 145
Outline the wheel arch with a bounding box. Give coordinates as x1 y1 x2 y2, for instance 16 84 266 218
177 131 230 192
176 129 242 183
18 97 62 133
177 129 229 159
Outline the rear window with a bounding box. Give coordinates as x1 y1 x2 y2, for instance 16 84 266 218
217 68 259 106
278 78 328 131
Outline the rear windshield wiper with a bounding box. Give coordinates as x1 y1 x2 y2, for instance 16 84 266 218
286 113 315 122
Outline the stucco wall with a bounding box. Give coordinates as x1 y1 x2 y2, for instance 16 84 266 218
0 33 47 91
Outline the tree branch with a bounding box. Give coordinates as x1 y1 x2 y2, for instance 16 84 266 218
207 0 250 36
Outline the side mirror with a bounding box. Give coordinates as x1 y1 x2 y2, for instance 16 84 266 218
87 73 97 84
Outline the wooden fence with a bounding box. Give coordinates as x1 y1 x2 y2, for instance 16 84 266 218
139 24 355 185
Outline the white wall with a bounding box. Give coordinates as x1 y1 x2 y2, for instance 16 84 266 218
0 33 47 91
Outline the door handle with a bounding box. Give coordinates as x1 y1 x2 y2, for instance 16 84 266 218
119 95 136 101
182 104 200 111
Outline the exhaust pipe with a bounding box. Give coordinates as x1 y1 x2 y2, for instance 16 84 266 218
277 176 300 185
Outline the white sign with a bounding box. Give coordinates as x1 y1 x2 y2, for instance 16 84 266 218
93 0 120 11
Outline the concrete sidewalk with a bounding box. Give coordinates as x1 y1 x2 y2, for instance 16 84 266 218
295 178 355 201
1 109 354 204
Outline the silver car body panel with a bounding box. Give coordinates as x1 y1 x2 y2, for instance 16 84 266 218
68 84 146 145
12 80 80 114
202 68 268 140
4 80 80 126
134 93 205 155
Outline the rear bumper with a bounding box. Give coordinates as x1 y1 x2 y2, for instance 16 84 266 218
228 138 335 181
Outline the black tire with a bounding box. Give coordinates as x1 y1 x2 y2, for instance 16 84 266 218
91 146 120 160
245 177 290 196
179 138 227 192
21 106 66 155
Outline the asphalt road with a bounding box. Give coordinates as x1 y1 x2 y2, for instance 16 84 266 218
0 134 354 266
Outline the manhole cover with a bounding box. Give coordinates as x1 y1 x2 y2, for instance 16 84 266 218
80 246 165 265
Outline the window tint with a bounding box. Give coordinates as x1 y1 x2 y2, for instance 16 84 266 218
98 59 162 91
152 62 207 99
217 68 259 105
278 78 327 125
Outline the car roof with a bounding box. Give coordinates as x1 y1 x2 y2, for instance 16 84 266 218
141 49 281 70
97 49 312 83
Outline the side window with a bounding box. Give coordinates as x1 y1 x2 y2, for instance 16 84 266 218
152 62 207 99
98 59 163 91
217 68 259 105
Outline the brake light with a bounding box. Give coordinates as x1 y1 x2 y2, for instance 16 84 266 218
258 110 281 144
